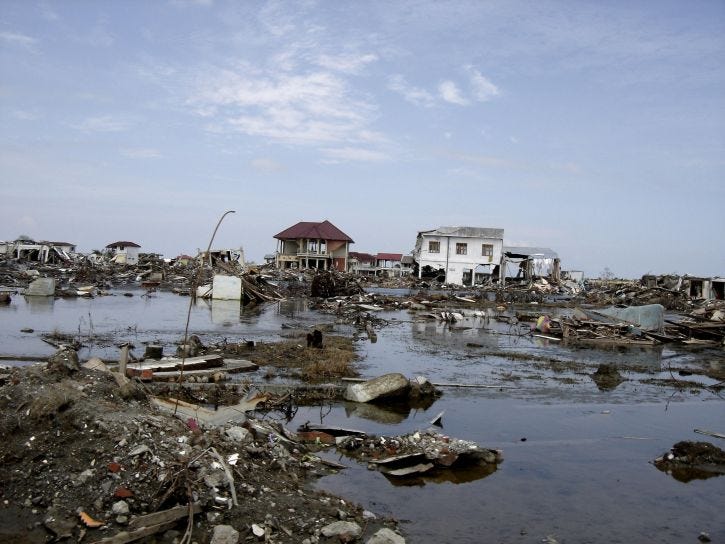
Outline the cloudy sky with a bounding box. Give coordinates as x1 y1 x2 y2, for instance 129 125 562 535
1 0 723 278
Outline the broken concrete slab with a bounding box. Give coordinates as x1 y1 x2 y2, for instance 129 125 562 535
25 277 56 296
344 373 410 403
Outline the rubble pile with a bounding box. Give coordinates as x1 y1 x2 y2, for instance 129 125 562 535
336 429 502 478
654 441 725 482
310 271 364 298
0 363 403 543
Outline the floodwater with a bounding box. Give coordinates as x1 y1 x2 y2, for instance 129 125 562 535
1 292 724 543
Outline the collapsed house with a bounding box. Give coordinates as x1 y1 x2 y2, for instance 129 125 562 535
273 220 353 272
1 238 76 264
502 246 561 284
641 274 725 301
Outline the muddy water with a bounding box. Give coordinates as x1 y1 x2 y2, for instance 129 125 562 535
1 293 724 543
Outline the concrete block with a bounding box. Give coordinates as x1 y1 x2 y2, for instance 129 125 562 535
25 277 55 296
212 275 242 300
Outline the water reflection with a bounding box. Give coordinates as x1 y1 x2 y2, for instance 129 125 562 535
343 397 438 424
383 462 498 487
24 295 55 313
210 299 241 325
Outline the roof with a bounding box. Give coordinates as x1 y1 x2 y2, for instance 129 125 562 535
401 255 415 264
349 251 376 263
105 241 141 248
503 246 558 259
418 226 504 239
274 220 353 243
376 252 403 261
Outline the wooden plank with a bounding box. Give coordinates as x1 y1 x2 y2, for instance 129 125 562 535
128 504 201 531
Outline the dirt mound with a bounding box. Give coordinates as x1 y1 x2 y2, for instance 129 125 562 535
0 364 400 543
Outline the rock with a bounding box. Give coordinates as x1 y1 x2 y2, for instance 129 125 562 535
366 528 406 544
344 373 410 403
43 506 76 539
210 524 240 544
47 347 80 373
111 500 129 515
320 521 362 539
225 426 252 443
251 523 266 538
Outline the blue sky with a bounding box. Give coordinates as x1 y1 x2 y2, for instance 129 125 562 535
1 0 723 278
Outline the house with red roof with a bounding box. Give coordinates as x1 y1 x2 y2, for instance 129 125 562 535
273 220 353 272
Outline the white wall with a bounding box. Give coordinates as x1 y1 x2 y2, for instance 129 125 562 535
418 235 503 285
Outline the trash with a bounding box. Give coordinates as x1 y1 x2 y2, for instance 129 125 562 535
79 510 104 528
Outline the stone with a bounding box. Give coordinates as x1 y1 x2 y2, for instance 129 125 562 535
320 521 362 539
344 373 410 403
210 524 240 544
111 500 129 515
366 528 406 544
225 426 252 443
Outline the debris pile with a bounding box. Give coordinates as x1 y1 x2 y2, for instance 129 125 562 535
654 441 725 482
0 362 403 543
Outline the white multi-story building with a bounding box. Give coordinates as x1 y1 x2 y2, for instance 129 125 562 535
413 226 504 286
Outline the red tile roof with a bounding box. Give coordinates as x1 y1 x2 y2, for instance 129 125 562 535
274 220 353 243
376 253 403 261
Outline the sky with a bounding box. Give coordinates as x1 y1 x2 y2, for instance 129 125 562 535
1 0 724 279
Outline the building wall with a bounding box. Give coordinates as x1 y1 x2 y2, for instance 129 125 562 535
417 234 503 284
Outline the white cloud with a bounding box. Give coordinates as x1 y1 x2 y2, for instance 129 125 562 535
467 67 500 102
121 147 162 159
387 74 435 107
73 115 132 132
438 80 469 105
190 67 375 145
251 157 283 173
321 147 389 163
316 53 378 74
0 31 37 49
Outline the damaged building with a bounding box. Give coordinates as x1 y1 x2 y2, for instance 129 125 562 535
502 246 561 284
413 226 504 286
273 220 353 272
1 238 76 264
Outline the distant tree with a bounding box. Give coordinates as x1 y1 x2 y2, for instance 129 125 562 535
17 234 31 241
601 267 615 280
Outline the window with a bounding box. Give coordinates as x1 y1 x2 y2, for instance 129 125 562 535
482 244 493 257
307 240 317 253
428 241 440 253
456 243 467 255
